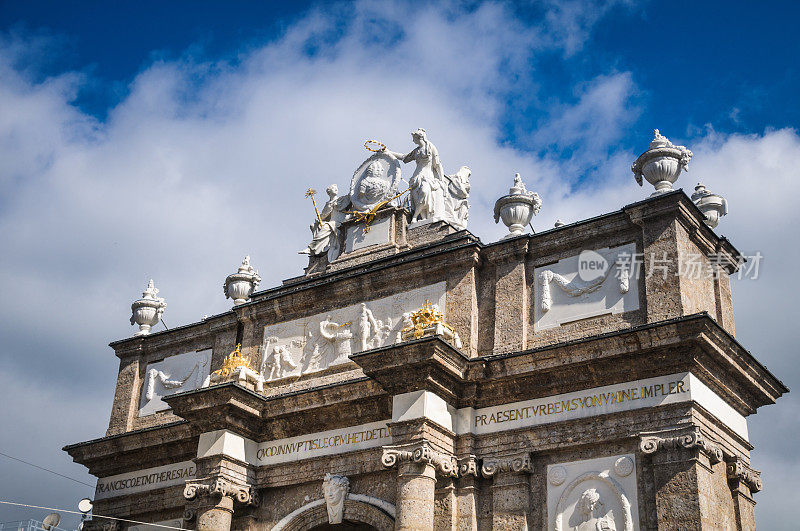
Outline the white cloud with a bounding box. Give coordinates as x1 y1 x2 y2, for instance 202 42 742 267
0 2 797 528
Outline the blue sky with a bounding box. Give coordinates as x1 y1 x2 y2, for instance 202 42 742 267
0 1 799 529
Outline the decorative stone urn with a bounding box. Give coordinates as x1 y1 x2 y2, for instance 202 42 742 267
691 182 728 228
493 173 542 238
130 279 166 336
224 256 261 305
632 129 693 196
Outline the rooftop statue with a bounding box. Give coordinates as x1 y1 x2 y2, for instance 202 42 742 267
382 128 471 229
299 185 349 261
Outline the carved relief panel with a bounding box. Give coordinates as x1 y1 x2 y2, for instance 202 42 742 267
547 454 639 531
534 243 639 330
261 282 446 382
138 349 212 416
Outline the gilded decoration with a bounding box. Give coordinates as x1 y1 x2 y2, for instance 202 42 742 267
213 344 252 379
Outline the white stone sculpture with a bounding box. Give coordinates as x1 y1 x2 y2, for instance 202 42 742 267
534 244 639 331
547 455 637 531
261 337 301 380
444 166 471 230
299 185 350 261
632 129 693 195
322 474 350 524
555 219 566 227
539 261 629 314
356 303 379 351
301 315 354 372
130 280 166 336
261 283 446 382
691 182 727 228
383 129 470 228
139 350 211 416
349 153 402 212
494 173 542 238
224 256 261 305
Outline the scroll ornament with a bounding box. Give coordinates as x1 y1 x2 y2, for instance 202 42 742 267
381 441 458 477
183 476 259 506
726 458 762 493
480 453 532 477
639 428 723 464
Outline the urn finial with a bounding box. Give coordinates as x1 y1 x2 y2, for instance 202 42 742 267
130 279 166 336
691 182 728 228
494 173 542 238
224 256 262 305
632 129 693 195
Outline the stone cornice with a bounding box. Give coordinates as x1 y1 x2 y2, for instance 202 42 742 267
639 427 723 464
381 440 458 478
726 457 762 493
472 313 787 415
351 336 470 403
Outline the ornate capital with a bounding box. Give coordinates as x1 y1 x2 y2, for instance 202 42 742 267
480 452 532 477
639 428 723 465
381 441 458 477
184 476 259 506
726 458 762 493
458 455 480 477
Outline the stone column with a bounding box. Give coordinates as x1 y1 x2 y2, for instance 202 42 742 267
481 452 533 529
639 428 725 530
184 476 259 531
382 441 458 531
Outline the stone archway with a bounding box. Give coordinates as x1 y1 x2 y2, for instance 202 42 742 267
272 496 395 531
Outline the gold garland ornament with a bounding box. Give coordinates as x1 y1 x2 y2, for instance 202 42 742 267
213 344 251 379
344 188 409 234
364 139 386 152
401 299 455 339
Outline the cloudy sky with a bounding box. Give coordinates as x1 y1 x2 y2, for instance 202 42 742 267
0 0 798 528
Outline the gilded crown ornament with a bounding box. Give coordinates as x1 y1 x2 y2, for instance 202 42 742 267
213 344 251 379
400 299 462 348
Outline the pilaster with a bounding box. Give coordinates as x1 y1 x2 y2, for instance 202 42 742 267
639 427 724 530
480 452 533 529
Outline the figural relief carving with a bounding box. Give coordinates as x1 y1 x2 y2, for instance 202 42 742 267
547 455 638 531
534 243 639 331
139 350 211 416
323 474 350 524
260 283 446 383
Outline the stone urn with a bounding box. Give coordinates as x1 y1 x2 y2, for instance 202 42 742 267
691 183 728 228
632 129 693 195
224 256 261 305
493 173 542 238
130 279 166 336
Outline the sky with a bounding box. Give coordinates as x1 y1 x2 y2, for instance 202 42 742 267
0 0 798 528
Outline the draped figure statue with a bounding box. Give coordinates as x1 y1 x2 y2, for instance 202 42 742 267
383 128 447 223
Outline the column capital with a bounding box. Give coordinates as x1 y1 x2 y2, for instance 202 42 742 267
480 452 532 478
639 427 723 465
184 475 259 507
381 440 458 478
726 457 762 493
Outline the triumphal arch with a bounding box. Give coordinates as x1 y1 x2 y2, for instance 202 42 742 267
66 130 786 530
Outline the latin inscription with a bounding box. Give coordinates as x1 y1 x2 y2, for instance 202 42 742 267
255 421 392 466
475 380 686 428
95 461 195 500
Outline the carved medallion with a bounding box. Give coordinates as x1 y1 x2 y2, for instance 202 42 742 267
349 152 402 212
